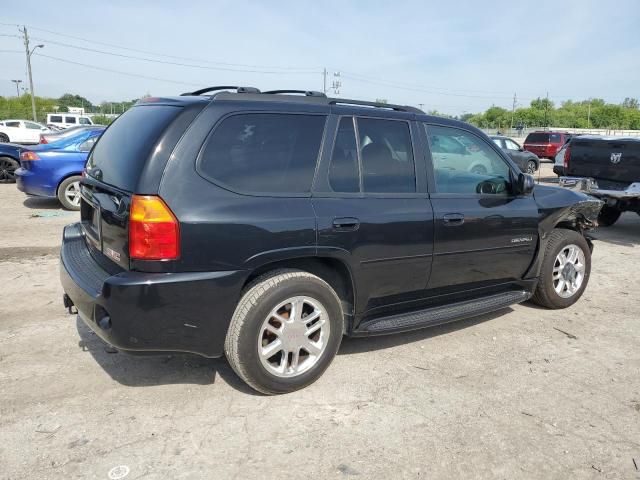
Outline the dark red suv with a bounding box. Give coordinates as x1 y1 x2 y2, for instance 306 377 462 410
524 131 571 159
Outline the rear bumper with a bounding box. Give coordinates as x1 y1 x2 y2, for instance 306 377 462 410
15 167 57 197
559 177 640 199
60 223 245 357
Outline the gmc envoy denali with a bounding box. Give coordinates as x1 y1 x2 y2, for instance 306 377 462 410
60 86 602 394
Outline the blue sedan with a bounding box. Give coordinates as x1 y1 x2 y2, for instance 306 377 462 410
15 128 105 210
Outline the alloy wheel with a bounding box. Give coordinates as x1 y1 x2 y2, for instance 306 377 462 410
553 244 586 298
258 296 330 378
64 181 82 207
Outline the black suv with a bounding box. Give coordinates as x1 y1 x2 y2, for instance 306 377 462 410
60 87 602 394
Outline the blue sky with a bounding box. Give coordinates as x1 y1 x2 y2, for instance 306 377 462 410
1 0 638 114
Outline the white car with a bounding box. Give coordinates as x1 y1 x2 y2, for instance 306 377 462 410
0 119 50 144
46 113 94 129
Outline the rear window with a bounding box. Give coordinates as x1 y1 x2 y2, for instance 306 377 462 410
198 113 326 194
87 105 180 191
525 133 550 143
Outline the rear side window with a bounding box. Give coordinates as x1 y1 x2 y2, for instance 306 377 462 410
50 115 62 123
87 105 180 191
525 133 550 143
65 117 77 124
199 113 326 194
358 118 415 193
329 117 359 193
550 133 562 142
5 121 20 128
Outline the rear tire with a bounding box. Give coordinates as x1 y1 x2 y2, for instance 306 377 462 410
531 229 591 309
0 156 19 183
224 269 344 395
597 205 621 227
57 176 82 210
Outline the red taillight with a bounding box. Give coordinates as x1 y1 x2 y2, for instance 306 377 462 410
20 151 40 161
129 195 180 260
40 135 48 144
563 145 571 169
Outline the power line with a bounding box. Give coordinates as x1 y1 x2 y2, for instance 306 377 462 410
26 25 321 71
30 36 321 74
34 53 202 87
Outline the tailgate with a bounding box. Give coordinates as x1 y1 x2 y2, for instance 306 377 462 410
568 138 640 183
80 180 132 270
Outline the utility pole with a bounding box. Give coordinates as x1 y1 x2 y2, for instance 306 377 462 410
322 68 327 94
543 91 549 129
510 92 517 131
418 103 425 111
587 100 591 129
331 71 341 95
20 26 43 122
11 79 22 97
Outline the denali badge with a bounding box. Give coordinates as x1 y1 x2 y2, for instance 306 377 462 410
610 152 622 164
105 247 121 262
511 236 533 244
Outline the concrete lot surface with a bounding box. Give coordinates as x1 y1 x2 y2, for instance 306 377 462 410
1 163 639 479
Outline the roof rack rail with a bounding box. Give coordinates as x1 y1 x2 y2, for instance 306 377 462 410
181 86 261 96
329 99 422 113
263 90 326 97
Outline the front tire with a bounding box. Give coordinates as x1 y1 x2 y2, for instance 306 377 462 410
0 133 9 143
597 205 621 227
531 229 591 309
57 176 82 210
225 269 344 395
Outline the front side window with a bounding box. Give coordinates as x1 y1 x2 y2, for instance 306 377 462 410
357 118 415 193
65 117 77 124
199 113 326 194
492 138 504 148
78 137 97 152
426 125 512 195
25 122 42 130
79 117 91 125
505 139 521 150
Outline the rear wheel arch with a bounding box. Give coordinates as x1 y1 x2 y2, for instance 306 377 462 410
241 256 356 331
55 171 84 196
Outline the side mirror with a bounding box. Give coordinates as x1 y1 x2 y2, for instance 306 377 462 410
516 172 535 195
518 146 524 152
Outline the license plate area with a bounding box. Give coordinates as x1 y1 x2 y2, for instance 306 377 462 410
80 197 102 251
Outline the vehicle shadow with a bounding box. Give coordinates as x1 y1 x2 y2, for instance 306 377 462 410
23 196 61 210
75 317 261 395
589 213 640 247
339 308 510 355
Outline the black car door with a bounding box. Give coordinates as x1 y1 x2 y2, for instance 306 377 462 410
423 124 539 296
312 113 434 317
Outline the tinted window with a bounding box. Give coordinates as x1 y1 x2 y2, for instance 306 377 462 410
79 117 91 125
550 133 562 142
87 105 180 191
329 117 359 193
25 122 42 130
357 118 415 193
65 117 77 124
492 138 503 148
525 132 550 143
426 125 511 195
5 121 20 128
199 113 325 194
50 115 62 123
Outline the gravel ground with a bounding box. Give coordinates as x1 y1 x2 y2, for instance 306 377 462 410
1 163 639 479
